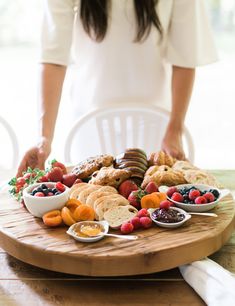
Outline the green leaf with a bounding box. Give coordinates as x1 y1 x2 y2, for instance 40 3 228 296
8 177 17 186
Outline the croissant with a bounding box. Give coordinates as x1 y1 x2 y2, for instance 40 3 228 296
148 151 176 167
141 165 187 188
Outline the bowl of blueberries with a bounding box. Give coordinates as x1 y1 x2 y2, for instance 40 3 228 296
165 184 229 212
23 182 70 218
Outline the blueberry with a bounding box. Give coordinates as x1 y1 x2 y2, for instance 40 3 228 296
52 188 58 194
36 187 43 193
32 189 38 195
211 189 220 198
55 191 61 195
41 184 48 190
43 189 49 196
48 188 54 193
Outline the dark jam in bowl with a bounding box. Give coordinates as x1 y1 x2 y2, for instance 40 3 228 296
152 208 185 223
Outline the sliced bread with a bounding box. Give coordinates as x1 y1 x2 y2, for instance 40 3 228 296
103 205 138 229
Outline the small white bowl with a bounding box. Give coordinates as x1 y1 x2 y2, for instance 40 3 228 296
149 207 191 229
67 221 109 243
23 182 70 218
164 184 229 212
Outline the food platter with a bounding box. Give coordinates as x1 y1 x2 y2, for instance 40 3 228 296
0 187 234 276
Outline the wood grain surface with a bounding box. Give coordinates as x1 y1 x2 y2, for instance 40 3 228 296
0 187 234 277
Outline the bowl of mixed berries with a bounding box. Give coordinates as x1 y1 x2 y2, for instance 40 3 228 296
166 184 224 212
23 182 70 218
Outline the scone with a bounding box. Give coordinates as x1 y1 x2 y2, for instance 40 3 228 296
72 154 114 179
89 166 131 188
141 165 187 188
148 151 176 167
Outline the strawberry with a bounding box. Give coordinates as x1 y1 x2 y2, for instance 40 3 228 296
145 181 158 194
51 159 67 174
62 173 77 187
16 177 26 187
46 167 63 182
118 180 138 199
128 189 146 210
38 175 49 183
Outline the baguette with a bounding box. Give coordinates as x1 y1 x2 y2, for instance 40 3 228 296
104 205 138 229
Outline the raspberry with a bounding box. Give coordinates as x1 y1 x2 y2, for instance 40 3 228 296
34 192 45 197
55 182 66 192
159 200 172 209
203 192 215 203
137 208 149 218
120 222 134 234
167 187 178 197
139 217 152 229
189 189 201 200
130 217 141 229
171 192 184 203
195 196 207 204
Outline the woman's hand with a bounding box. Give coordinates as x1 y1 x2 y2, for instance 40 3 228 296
161 127 186 160
16 138 51 177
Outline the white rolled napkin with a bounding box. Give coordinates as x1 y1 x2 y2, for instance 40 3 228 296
179 258 235 306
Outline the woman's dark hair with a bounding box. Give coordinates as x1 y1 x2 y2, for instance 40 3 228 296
80 0 162 42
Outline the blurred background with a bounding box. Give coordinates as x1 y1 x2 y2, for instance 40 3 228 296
0 0 234 170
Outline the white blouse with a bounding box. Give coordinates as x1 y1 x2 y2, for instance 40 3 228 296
40 0 217 113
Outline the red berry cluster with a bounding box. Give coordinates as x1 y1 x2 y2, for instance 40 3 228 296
120 209 152 234
167 186 218 205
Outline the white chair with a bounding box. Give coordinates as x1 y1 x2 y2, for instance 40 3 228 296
64 104 194 164
0 116 19 184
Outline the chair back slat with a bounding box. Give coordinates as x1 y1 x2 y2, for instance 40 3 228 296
64 104 194 164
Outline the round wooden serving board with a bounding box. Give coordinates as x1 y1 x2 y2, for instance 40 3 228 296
0 188 235 277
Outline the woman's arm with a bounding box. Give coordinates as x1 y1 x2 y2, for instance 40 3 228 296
17 64 66 176
161 66 195 159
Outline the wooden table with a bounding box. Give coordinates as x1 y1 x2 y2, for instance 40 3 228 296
0 170 234 306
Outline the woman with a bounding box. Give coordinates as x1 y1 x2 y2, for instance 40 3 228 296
17 0 217 176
